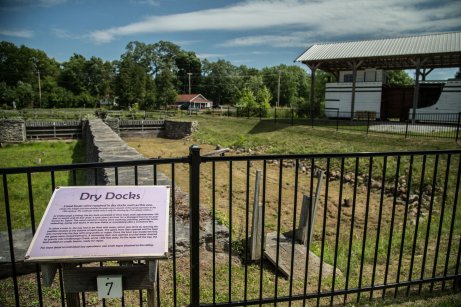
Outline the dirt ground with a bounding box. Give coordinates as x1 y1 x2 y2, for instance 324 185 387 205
125 136 410 237
124 135 457 305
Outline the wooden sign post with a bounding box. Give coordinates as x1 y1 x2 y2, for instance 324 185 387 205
25 186 170 307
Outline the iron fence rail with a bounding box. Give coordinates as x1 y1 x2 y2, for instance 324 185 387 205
226 108 461 142
1 149 461 306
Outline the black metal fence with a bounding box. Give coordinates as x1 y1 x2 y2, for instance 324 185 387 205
1 148 461 306
219 107 461 141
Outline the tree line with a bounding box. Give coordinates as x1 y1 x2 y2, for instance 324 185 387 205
0 40 327 113
0 40 412 114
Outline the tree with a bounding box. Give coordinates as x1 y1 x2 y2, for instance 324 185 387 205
236 87 257 109
386 70 414 86
201 59 241 105
115 55 148 108
455 68 461 79
257 86 272 108
84 57 114 99
123 40 182 77
59 54 87 95
261 65 309 106
0 41 60 107
155 67 177 108
175 51 201 93
14 81 35 108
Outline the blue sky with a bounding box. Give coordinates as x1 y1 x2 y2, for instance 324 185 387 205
1 0 461 79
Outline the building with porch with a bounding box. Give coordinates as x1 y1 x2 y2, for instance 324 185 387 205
295 31 461 121
174 94 213 109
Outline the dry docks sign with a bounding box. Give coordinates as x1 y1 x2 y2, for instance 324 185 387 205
25 186 170 262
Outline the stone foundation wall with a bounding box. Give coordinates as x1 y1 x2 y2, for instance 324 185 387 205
82 119 228 257
104 118 120 134
164 120 198 139
0 119 26 143
82 119 170 186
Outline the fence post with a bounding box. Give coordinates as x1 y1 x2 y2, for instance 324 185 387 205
311 104 314 128
405 119 409 138
456 112 461 143
367 112 370 135
189 145 201 307
336 110 339 131
53 122 56 138
291 108 294 126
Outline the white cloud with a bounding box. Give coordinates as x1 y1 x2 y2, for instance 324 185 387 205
87 0 461 46
0 0 67 8
219 32 313 48
0 29 34 38
197 53 226 59
129 0 159 6
51 28 89 41
39 0 67 6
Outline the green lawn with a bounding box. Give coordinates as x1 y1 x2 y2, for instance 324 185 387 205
192 116 460 154
1 117 461 306
0 140 85 230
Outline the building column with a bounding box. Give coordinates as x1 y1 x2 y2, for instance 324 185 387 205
306 62 321 117
411 58 427 123
350 61 363 118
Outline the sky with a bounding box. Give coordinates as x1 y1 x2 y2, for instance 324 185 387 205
1 0 461 79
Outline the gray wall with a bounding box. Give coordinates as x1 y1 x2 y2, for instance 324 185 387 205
83 119 170 186
0 119 26 143
164 120 198 139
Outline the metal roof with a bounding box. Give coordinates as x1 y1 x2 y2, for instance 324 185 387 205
295 32 461 72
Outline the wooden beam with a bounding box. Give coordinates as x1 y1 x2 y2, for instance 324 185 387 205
306 63 321 118
41 263 59 287
349 60 363 117
411 57 428 123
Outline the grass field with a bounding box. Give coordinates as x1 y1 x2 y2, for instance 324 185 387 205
1 116 461 306
124 116 461 306
0 140 86 230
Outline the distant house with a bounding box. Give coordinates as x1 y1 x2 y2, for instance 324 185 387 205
174 94 213 109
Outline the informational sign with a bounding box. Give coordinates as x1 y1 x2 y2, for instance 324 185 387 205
25 186 170 262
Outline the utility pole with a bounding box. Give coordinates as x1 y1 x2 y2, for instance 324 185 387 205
277 70 281 107
187 73 192 94
38 70 42 109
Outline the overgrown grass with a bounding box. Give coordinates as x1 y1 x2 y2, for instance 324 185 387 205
0 140 86 230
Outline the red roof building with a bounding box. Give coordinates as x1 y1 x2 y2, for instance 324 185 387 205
175 94 213 109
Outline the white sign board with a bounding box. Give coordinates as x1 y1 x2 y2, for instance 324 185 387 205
25 186 170 262
97 275 123 298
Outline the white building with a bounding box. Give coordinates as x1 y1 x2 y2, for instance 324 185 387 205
296 32 461 121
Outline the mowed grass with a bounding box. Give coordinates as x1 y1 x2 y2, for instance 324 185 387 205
192 116 460 153
0 140 86 230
